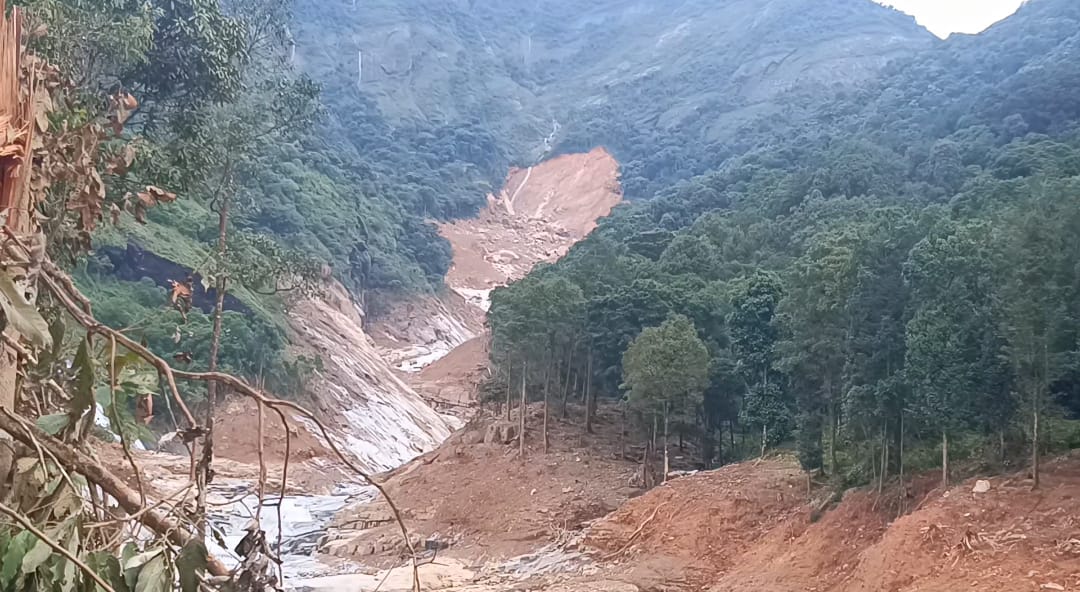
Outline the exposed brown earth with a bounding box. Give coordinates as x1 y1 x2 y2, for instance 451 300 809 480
439 146 623 293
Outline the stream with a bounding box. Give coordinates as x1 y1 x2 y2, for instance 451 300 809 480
204 480 376 581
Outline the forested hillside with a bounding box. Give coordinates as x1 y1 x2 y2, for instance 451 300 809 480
292 0 931 198
489 0 1080 486
50 0 934 400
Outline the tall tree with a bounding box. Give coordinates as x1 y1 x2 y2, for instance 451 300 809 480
729 271 790 454
622 315 709 480
997 184 1076 488
905 220 1013 488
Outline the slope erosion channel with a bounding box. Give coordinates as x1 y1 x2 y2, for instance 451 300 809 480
115 149 623 585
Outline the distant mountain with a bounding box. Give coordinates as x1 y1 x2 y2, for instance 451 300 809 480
291 0 932 199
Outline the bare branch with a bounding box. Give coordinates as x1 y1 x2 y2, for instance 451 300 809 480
0 501 117 592
0 408 231 577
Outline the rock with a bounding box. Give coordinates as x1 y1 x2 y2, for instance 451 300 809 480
972 480 991 494
459 429 486 445
424 537 449 551
484 421 519 445
1040 584 1065 591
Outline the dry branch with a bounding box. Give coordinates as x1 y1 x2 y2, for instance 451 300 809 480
0 500 117 592
29 252 421 591
0 408 231 576
602 502 669 560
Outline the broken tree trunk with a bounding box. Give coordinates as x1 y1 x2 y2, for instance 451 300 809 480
0 4 36 497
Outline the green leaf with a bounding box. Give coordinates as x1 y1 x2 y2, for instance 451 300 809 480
1 531 34 589
176 540 207 592
132 555 169 592
24 523 63 574
52 556 76 592
95 385 113 408
0 271 52 349
102 553 129 592
88 552 129 592
123 548 162 590
36 413 70 436
70 338 95 421
119 544 138 590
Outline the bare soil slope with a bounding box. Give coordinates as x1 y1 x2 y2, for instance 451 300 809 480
585 457 808 588
368 148 623 411
837 454 1080 592
408 335 491 409
439 147 622 293
581 453 1080 592
324 403 640 562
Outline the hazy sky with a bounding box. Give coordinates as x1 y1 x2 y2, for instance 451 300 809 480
876 0 1027 38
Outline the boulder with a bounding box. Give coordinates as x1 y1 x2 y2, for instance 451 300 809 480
484 421 519 445
972 480 991 494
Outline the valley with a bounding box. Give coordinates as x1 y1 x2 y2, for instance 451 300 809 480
1 1 1078 592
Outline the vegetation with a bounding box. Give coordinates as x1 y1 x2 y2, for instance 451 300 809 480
490 0 1080 487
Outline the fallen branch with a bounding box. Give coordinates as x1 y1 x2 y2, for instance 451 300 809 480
0 501 117 592
602 502 668 560
31 251 421 591
0 409 230 577
174 370 422 592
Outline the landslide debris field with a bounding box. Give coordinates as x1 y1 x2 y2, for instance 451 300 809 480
189 149 1079 592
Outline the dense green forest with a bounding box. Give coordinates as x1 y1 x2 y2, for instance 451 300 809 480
490 0 1080 485
32 0 937 399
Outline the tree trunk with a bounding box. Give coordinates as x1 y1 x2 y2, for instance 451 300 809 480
542 382 549 455
941 430 949 489
505 359 512 422
196 189 230 538
662 403 670 482
642 436 653 489
878 425 887 494
519 362 527 458
568 372 578 420
829 399 838 475
560 349 572 419
0 15 34 497
619 404 626 460
584 350 594 434
542 353 550 455
761 424 767 459
1032 398 1040 489
899 413 905 482
715 424 724 466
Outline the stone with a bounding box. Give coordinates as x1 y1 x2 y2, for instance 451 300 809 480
459 429 486 445
972 480 991 494
484 421 519 445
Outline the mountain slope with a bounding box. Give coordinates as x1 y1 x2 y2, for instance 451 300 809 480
292 0 931 198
